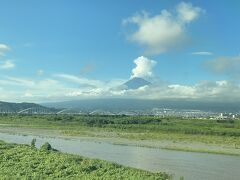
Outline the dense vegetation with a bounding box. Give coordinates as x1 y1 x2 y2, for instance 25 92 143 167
0 140 169 179
0 114 239 136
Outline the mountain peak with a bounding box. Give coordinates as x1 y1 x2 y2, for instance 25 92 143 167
123 77 151 89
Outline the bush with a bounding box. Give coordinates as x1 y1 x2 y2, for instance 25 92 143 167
40 142 53 151
31 138 36 147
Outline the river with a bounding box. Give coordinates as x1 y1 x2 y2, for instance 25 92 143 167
0 132 239 180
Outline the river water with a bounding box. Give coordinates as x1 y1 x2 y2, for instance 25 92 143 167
0 132 239 180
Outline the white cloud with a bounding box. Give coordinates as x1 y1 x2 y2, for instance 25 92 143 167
54 74 104 88
192 51 213 56
168 84 196 97
131 56 157 79
0 74 240 102
0 44 10 56
24 92 33 97
55 73 127 93
1 55 240 102
23 42 35 48
0 76 75 102
177 2 203 23
37 69 44 76
0 44 16 70
0 60 15 69
123 2 203 54
5 77 35 87
205 56 240 76
108 80 240 100
0 44 10 50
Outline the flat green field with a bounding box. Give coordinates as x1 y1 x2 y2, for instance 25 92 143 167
0 114 240 155
0 140 169 180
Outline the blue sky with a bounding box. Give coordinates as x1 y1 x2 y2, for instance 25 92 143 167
0 0 240 102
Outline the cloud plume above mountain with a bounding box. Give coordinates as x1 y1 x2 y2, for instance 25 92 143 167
131 56 157 79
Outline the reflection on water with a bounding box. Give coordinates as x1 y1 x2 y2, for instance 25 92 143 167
0 132 240 180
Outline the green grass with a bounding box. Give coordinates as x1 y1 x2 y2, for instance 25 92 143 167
0 140 170 180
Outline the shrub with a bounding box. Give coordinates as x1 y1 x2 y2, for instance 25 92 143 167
40 142 53 151
31 138 36 147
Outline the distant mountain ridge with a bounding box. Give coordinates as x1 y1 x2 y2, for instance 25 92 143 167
0 101 57 113
43 98 240 113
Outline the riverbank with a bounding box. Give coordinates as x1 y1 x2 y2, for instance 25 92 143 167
0 115 239 156
1 131 240 180
0 140 170 179
0 125 239 156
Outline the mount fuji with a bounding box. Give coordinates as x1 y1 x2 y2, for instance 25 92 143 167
123 77 151 89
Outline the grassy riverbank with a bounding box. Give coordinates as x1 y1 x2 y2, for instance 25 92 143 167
0 114 239 155
0 140 169 179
